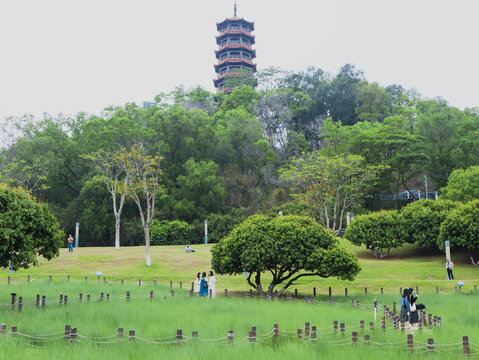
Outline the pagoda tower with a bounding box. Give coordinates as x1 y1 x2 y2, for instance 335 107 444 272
213 2 257 92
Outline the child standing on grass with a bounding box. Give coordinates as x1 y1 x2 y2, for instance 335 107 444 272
194 272 201 297
67 235 74 252
399 288 410 323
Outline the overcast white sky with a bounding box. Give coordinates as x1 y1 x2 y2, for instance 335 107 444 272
1 0 478 122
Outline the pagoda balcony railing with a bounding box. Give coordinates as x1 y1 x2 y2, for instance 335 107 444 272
216 43 255 53
215 58 256 67
216 30 255 39
218 54 254 61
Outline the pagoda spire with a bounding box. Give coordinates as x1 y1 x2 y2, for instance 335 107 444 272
234 1 237 16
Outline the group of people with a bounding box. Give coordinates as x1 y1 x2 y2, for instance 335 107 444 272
399 288 424 330
194 271 216 297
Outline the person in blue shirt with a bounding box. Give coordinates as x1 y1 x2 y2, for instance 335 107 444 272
199 272 209 297
399 288 410 322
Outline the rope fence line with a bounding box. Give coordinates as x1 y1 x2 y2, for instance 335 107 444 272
3 276 478 298
0 323 476 356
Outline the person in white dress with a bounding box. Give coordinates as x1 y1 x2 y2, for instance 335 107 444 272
194 272 201 297
208 271 216 298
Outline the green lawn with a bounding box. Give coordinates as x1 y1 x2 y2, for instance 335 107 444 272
2 241 478 295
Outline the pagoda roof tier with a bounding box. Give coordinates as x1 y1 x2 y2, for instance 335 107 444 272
214 58 257 71
213 72 243 86
216 30 255 43
218 87 235 93
215 44 256 58
216 17 255 31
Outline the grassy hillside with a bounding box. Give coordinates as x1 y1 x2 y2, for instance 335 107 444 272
2 240 478 295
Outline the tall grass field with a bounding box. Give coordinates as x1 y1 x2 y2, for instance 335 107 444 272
0 278 478 359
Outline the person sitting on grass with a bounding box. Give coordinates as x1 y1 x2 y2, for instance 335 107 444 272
185 245 191 253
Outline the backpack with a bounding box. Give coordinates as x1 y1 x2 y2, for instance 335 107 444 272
416 303 426 310
203 280 208 289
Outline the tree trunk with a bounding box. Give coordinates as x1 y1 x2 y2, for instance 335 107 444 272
115 216 121 250
144 226 151 266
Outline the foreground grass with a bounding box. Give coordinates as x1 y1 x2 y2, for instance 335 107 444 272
1 242 478 295
0 280 478 359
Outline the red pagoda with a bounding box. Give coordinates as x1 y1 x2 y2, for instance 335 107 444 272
214 2 257 92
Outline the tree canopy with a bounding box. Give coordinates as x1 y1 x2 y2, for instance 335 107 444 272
0 184 64 269
211 215 360 295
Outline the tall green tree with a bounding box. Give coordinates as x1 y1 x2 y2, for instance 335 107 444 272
0 184 64 269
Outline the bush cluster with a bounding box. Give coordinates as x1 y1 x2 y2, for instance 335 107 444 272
344 199 479 256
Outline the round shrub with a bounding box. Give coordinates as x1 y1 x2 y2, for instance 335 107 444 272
438 200 479 251
343 210 406 257
400 199 458 248
150 220 196 245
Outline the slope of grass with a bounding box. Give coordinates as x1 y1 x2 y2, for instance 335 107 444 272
1 242 478 295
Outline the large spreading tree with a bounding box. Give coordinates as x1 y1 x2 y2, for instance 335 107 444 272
0 184 64 269
211 214 360 295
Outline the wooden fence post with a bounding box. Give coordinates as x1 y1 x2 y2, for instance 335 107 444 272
129 330 135 342
36 294 40 307
416 285 419 295
106 294 110 301
42 295 46 308
100 292 104 301
313 287 316 297
87 295 91 302
360 320 364 331
192 331 198 338
7 276 10 285
225 289 228 296
311 326 317 339
49 275 52 282
345 288 348 296
11 326 17 336
0 324 6 335
297 328 302 340
118 328 123 341
228 330 234 344
436 287 439 294
177 329 182 346
71 328 77 341
59 294 63 305
67 275 70 282
64 295 68 306
138 279 142 286
393 302 396 316
381 287 383 295
170 281 173 288
294 289 298 297
27 275 30 283
329 287 332 297
427 338 434 352
340 323 345 335
126 291 130 301
150 291 153 300
356 300 360 308
352 331 358 347
365 287 368 295
463 336 469 356
381 316 386 332
64 325 71 342
274 324 279 343
10 293 16 311
18 297 22 312
369 321 374 331
248 330 255 343
364 334 370 345
333 320 338 334
407 333 413 353
170 290 175 297
400 287 402 295
180 282 182 289
305 322 310 337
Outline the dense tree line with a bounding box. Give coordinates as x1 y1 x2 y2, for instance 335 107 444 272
1 64 479 247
